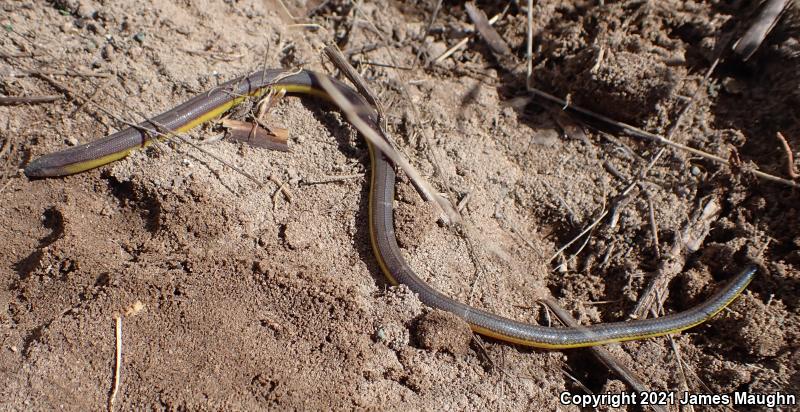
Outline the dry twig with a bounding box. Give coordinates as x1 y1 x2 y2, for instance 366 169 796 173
12 68 110 78
108 316 122 412
300 174 364 186
69 76 113 118
220 118 289 152
0 95 61 105
653 300 696 412
643 190 661 259
323 44 388 131
268 174 293 208
0 174 16 195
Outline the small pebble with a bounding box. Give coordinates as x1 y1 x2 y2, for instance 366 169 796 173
425 38 447 62
102 44 114 61
76 0 95 19
374 326 387 342
133 32 145 43
722 77 745 95
532 128 560 147
393 26 406 43
67 137 79 146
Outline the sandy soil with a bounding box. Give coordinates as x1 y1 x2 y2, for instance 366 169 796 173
1 0 798 410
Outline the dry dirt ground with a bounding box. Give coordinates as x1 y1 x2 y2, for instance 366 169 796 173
1 0 799 410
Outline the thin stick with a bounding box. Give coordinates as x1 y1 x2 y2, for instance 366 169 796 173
776 132 798 179
344 43 383 57
315 75 461 223
635 56 723 183
550 210 608 262
470 335 516 380
13 68 110 78
414 0 443 66
0 50 40 58
456 192 471 212
561 368 595 397
356 61 414 70
268 175 293 204
171 134 265 187
327 6 461 227
644 190 661 259
275 0 298 20
108 316 122 412
0 95 61 105
324 44 459 222
632 196 722 318
300 174 364 185
323 44 387 131
180 48 245 62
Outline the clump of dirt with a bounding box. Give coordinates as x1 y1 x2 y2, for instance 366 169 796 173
414 309 472 355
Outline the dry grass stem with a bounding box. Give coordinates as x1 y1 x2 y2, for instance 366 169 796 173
323 44 388 131
0 95 61 105
14 68 110 78
644 190 661 259
300 174 364 186
108 316 122 412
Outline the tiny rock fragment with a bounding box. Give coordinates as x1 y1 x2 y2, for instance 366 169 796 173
125 300 145 316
